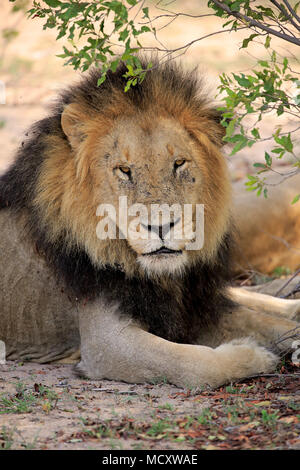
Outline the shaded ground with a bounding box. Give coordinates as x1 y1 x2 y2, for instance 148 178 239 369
0 359 299 450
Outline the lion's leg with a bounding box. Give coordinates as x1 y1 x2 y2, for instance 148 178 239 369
228 287 300 320
199 305 300 353
76 297 278 388
56 349 81 364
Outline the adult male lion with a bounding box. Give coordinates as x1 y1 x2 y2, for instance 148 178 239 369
0 61 299 388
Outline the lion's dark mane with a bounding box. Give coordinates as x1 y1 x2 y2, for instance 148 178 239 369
0 61 236 344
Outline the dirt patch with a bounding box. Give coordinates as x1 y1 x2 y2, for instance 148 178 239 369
0 360 299 450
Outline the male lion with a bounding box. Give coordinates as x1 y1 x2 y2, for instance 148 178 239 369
0 61 299 388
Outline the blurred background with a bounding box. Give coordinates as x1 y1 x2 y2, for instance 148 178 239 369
0 0 299 179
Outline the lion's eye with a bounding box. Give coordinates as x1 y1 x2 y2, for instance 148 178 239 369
119 165 131 175
174 159 186 170
115 165 132 181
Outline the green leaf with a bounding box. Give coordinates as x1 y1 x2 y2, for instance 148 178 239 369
271 147 284 154
257 6 275 18
110 59 120 72
224 118 236 139
258 60 270 68
142 7 149 18
230 136 248 155
264 35 271 48
292 194 300 204
124 79 133 92
251 128 260 139
140 25 151 33
44 0 61 6
233 73 251 88
274 133 293 153
97 74 107 86
231 1 243 11
264 152 272 166
282 57 288 73
61 3 86 20
119 29 129 41
247 174 258 182
241 33 259 49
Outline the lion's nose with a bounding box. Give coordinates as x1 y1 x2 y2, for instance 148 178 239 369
142 219 179 240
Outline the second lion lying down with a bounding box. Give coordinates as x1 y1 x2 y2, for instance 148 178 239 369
0 60 299 387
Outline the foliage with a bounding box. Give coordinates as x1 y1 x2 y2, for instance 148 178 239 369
10 0 300 197
208 1 300 197
26 0 154 88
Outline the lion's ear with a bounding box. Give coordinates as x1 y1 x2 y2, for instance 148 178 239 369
61 103 87 149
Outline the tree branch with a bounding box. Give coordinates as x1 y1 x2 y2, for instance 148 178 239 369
282 0 300 25
269 0 300 32
209 0 300 46
262 168 300 187
140 12 216 25
142 26 249 54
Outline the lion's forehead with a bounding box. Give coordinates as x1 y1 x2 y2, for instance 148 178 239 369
104 116 194 163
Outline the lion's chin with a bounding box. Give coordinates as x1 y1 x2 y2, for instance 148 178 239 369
137 251 188 276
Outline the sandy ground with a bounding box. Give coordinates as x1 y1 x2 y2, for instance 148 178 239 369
1 358 299 450
1 362 201 450
0 1 299 451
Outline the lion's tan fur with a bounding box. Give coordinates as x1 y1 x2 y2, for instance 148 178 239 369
1 63 300 387
233 174 300 274
34 101 231 277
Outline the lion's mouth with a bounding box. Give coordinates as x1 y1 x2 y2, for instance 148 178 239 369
142 247 183 256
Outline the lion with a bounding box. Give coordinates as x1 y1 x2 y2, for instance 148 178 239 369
233 175 300 275
0 60 299 388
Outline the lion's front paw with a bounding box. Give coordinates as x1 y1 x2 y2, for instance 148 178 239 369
215 338 279 382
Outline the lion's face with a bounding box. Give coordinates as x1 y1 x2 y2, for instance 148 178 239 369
93 115 207 275
36 94 232 278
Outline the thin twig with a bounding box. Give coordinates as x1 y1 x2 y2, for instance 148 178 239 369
275 268 300 296
244 373 300 379
142 26 249 54
270 0 300 32
210 0 300 46
274 326 300 347
254 228 300 254
263 168 300 186
281 282 300 299
140 12 216 25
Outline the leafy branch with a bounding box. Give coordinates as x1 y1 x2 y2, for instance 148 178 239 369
17 0 300 200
